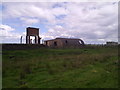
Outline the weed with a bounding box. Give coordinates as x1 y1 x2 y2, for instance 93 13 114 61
2 46 118 88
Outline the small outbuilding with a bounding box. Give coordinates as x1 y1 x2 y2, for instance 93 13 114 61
106 42 118 46
44 38 85 48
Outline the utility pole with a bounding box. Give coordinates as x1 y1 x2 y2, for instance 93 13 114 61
42 39 44 44
20 36 23 44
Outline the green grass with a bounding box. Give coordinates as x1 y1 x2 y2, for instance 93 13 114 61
2 46 119 88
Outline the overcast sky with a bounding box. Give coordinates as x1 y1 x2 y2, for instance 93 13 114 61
0 2 118 44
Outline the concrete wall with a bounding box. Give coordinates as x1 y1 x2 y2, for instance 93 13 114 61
44 39 62 48
44 38 85 48
2 44 46 51
60 39 84 47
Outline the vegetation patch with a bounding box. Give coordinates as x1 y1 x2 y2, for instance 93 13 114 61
2 46 119 88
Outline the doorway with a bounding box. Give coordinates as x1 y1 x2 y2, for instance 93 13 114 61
54 41 57 46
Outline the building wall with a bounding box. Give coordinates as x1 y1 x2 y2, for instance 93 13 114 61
44 38 84 48
61 39 83 47
106 42 118 46
45 39 62 48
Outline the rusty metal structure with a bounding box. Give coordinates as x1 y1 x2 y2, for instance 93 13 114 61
26 27 41 44
44 38 85 48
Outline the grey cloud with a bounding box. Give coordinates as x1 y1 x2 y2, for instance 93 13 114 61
2 2 118 44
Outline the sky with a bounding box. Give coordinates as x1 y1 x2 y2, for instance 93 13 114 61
0 1 118 44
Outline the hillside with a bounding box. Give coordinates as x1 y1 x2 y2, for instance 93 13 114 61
2 46 118 88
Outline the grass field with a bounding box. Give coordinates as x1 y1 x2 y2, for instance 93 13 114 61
2 45 119 88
